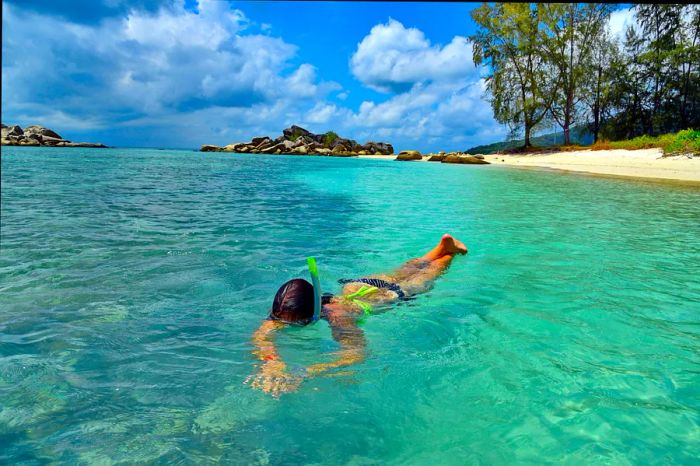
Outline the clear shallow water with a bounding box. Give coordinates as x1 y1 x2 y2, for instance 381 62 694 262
1 146 699 464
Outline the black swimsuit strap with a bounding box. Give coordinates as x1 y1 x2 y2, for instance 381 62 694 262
338 277 406 299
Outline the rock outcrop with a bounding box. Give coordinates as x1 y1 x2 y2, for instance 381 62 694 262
1 124 107 148
441 153 490 165
200 125 394 156
419 151 490 164
395 150 423 161
393 150 490 165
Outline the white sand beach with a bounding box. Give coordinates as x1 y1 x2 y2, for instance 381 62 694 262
484 149 700 183
359 149 700 184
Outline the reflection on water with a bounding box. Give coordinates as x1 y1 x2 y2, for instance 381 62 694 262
1 147 699 463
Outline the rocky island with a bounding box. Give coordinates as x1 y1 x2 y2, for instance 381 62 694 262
201 125 393 156
1 124 107 148
200 125 490 165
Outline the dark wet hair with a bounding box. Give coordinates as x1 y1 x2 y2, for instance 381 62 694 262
270 278 315 325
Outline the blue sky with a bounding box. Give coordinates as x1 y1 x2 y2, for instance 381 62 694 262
2 1 635 151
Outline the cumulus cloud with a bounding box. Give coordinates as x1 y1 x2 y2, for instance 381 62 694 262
3 5 506 151
2 0 339 146
344 19 505 150
304 102 345 125
341 80 503 149
350 18 478 93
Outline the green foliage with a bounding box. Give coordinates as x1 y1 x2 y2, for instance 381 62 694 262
469 3 700 148
659 129 700 155
609 135 661 150
288 128 303 141
323 131 338 146
601 4 700 138
469 3 554 146
604 129 700 155
539 3 613 144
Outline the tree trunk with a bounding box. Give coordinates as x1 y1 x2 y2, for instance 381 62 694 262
524 124 531 148
652 7 661 132
564 9 574 147
593 65 602 143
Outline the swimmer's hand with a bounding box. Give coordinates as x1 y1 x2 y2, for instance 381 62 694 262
247 360 303 397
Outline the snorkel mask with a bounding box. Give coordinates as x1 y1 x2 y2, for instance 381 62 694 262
268 257 323 326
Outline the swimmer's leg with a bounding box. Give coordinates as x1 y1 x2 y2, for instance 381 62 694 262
420 234 468 260
356 234 467 295
396 254 455 295
392 234 467 295
343 234 467 301
387 234 468 281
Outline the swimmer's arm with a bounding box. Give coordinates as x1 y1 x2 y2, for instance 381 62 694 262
252 319 285 363
306 315 366 376
249 320 302 396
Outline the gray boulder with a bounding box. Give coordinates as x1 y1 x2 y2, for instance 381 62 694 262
25 132 43 141
201 125 394 158
19 138 41 146
24 125 62 139
282 125 313 140
364 141 394 155
331 137 357 149
396 150 422 161
2 125 23 138
262 140 297 154
223 143 246 152
442 154 490 165
331 144 348 154
1 124 107 148
42 136 70 146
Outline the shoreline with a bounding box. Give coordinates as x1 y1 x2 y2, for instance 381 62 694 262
6 143 699 185
481 148 700 184
359 148 700 185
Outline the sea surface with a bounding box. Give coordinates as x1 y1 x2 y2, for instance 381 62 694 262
1 147 699 465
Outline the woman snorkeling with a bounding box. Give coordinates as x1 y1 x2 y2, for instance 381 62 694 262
247 234 468 396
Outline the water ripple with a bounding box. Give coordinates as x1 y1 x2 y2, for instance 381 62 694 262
1 147 699 464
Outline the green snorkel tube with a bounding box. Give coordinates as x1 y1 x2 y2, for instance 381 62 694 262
307 257 322 323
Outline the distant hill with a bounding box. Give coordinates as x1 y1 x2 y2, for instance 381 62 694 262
465 125 594 154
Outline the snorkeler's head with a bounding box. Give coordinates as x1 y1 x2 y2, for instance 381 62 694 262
270 278 315 325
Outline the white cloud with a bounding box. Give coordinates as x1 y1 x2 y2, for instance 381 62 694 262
304 102 344 125
608 7 638 44
1 0 339 145
341 80 504 150
344 19 505 151
2 5 505 152
350 18 478 93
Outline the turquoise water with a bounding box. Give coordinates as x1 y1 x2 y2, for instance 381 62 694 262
1 146 699 464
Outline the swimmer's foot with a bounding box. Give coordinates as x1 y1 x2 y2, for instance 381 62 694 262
441 234 468 255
